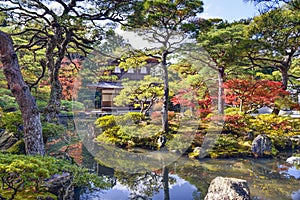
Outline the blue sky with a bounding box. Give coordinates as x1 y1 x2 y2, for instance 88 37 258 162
118 0 260 48
200 0 259 21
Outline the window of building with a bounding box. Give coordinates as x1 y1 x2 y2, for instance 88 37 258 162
114 66 121 73
140 67 147 74
128 68 134 73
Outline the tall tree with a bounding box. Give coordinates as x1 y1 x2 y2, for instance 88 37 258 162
194 20 249 114
0 0 135 122
126 0 204 132
114 75 164 115
246 6 300 90
0 31 44 155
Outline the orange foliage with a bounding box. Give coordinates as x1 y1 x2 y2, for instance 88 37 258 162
60 142 83 164
59 58 82 100
223 79 290 111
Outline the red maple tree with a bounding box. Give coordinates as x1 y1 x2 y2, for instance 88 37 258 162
223 79 290 112
59 57 82 100
171 85 212 119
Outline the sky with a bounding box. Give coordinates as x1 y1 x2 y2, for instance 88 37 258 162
117 0 260 49
200 0 259 21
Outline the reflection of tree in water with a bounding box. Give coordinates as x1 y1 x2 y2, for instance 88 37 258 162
115 168 176 200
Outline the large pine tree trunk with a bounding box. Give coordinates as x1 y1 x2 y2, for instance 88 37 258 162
44 26 70 123
43 31 62 123
280 68 289 90
161 51 169 133
217 67 225 114
0 31 44 155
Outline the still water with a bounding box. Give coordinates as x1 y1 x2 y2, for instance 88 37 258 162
81 157 300 200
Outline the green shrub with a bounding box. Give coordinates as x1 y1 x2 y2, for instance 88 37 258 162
0 111 23 134
32 86 51 103
61 100 85 112
249 114 299 137
95 115 116 130
0 88 12 96
224 107 241 115
42 122 65 143
36 99 48 110
207 134 250 158
0 94 18 111
0 153 108 199
116 112 144 125
96 123 163 149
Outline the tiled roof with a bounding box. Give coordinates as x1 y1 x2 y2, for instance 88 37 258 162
87 81 124 89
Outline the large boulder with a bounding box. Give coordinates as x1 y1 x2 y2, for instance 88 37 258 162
0 130 19 150
251 134 272 157
205 176 250 200
45 172 75 200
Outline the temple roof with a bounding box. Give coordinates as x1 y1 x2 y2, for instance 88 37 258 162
87 81 124 89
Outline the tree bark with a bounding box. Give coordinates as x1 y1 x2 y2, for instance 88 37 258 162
0 31 44 155
45 66 62 122
217 67 225 114
44 26 71 122
161 51 169 133
280 67 289 90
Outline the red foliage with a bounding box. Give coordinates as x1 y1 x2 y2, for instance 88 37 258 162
223 79 290 111
39 57 83 100
171 86 212 118
59 58 82 100
60 142 83 164
224 114 246 130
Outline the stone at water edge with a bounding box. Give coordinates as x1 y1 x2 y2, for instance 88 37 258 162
204 176 250 200
46 172 75 200
251 134 272 157
286 156 300 165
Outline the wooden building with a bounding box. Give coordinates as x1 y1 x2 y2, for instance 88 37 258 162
87 58 159 113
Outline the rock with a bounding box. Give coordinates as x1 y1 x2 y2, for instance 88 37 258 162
157 135 166 148
251 134 272 157
45 172 74 200
204 177 250 200
0 130 19 150
244 132 254 140
286 156 300 165
193 146 201 154
291 135 300 141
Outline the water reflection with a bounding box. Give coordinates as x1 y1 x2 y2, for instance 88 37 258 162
80 173 200 200
81 157 300 200
279 165 300 179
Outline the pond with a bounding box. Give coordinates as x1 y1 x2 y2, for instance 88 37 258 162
80 157 300 200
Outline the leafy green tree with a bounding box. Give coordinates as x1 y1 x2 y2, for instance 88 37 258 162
125 0 204 132
0 0 136 122
114 75 164 115
246 6 300 90
195 20 250 114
